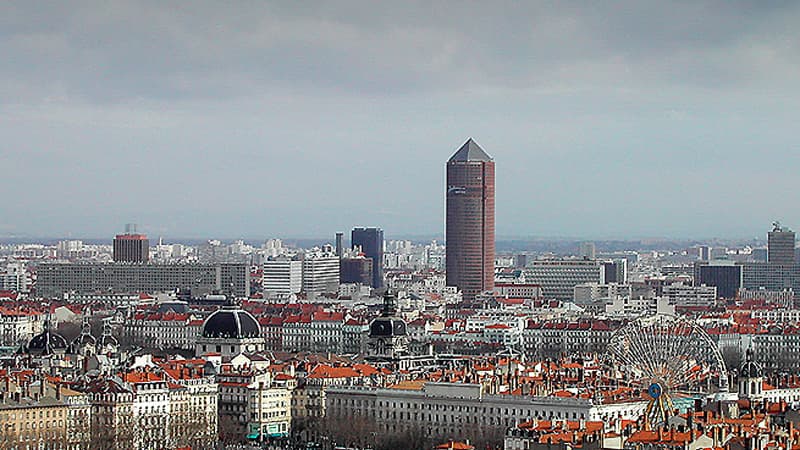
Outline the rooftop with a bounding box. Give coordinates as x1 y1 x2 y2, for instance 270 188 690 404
448 138 492 162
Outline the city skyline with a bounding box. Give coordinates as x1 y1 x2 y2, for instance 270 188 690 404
5 3 800 449
3 2 800 239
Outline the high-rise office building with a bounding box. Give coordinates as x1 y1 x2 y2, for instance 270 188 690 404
351 227 384 289
113 224 149 263
335 232 344 258
263 256 303 296
694 261 742 299
579 242 596 260
446 138 495 302
301 252 340 295
768 222 795 264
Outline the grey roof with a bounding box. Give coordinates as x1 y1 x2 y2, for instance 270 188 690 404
449 138 492 162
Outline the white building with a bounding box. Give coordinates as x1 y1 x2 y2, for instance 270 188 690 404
301 252 340 295
263 257 302 297
1 263 27 292
326 382 645 441
605 296 674 317
524 260 605 302
522 321 615 358
124 372 170 450
573 283 631 304
246 381 292 441
127 311 203 350
494 283 543 299
663 282 717 307
161 361 219 448
0 307 44 347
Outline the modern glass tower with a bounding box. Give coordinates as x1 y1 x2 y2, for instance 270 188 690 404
446 138 495 302
351 227 384 289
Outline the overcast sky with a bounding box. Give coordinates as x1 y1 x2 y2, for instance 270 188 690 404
2 1 799 240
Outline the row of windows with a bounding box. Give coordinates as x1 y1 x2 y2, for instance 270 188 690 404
2 409 65 421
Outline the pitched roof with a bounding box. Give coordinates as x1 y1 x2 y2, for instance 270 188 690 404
449 138 492 162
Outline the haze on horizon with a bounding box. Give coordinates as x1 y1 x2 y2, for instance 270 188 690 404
1 1 799 240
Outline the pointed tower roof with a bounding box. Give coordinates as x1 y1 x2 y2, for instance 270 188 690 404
449 138 492 162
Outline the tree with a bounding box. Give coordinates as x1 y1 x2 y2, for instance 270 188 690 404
218 413 244 444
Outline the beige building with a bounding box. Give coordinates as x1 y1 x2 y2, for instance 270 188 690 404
0 379 70 449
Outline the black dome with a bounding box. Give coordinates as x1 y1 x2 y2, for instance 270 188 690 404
740 360 762 378
740 349 762 378
202 307 261 339
98 334 118 347
368 289 407 338
27 330 68 355
369 317 407 337
74 333 96 347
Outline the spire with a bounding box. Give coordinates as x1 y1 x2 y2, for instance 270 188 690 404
382 289 397 317
449 138 492 162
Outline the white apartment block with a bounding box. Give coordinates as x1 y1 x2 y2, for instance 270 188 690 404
1 263 28 292
127 375 170 449
301 254 340 295
263 258 302 296
37 262 250 298
162 366 218 448
246 382 292 440
386 272 452 296
524 260 605 302
605 296 674 317
663 282 717 307
573 283 631 304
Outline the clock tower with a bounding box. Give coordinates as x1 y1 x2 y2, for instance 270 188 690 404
368 289 408 359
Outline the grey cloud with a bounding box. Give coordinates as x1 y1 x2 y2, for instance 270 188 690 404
2 1 799 103
1 1 800 239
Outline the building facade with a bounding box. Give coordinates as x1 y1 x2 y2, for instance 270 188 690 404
301 254 340 295
524 260 605 302
325 383 645 442
446 139 495 302
339 257 373 286
113 233 150 263
694 261 742 299
36 262 250 298
263 257 302 297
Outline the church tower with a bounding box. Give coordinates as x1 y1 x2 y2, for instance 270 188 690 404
738 349 764 401
368 290 408 359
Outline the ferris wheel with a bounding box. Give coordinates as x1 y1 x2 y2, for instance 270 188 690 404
607 314 729 427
